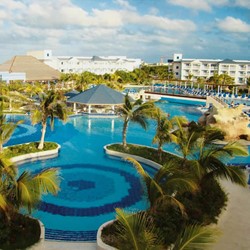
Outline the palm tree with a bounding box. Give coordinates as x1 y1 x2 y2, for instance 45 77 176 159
113 208 220 250
0 103 22 152
152 108 176 161
194 141 248 186
127 157 197 212
0 153 16 212
114 208 164 250
31 91 68 150
0 153 60 216
120 95 156 148
172 121 248 186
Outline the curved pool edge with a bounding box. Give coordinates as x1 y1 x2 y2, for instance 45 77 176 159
9 142 61 164
27 220 45 250
104 143 162 170
97 220 117 250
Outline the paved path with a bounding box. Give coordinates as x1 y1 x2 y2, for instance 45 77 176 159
42 241 97 250
213 179 250 250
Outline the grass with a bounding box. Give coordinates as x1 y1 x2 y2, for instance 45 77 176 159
106 143 180 165
3 142 58 158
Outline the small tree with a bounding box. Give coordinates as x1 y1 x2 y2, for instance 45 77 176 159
120 95 156 148
31 91 68 150
152 108 176 162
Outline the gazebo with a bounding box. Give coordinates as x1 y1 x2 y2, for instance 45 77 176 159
67 84 126 115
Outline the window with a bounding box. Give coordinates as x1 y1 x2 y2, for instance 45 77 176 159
175 72 179 75
61 62 63 65
177 56 179 59
46 53 50 57
61 69 64 72
176 66 179 69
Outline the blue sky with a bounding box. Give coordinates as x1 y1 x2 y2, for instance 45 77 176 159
0 0 249 63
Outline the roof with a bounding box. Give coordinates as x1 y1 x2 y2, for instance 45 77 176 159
64 90 80 98
0 55 61 81
220 59 237 64
67 84 126 105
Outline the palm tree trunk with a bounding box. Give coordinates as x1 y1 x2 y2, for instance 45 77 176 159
0 143 3 153
38 123 46 150
158 147 162 162
122 119 129 148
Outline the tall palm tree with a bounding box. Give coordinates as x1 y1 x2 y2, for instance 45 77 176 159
152 108 176 161
127 157 197 212
120 95 156 148
31 91 68 150
0 103 22 152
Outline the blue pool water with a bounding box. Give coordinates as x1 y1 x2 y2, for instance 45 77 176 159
6 101 250 241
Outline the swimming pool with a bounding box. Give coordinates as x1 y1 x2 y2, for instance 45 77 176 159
6 101 250 241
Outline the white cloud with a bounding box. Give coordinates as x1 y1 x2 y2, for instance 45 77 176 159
217 16 250 33
168 0 230 11
113 0 136 11
149 7 159 15
234 0 250 9
168 0 212 11
123 12 196 32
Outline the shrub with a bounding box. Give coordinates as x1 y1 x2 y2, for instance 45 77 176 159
150 205 186 246
0 212 41 249
107 143 178 165
3 142 58 158
178 178 228 225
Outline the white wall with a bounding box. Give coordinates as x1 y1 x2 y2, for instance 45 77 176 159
0 71 26 83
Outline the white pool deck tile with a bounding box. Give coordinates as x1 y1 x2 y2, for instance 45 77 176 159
36 241 97 250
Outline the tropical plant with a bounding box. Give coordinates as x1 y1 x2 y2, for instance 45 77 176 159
172 121 248 186
126 157 197 212
0 153 61 215
0 153 61 249
120 95 156 148
152 108 176 161
31 91 68 150
171 224 220 250
0 103 22 152
113 208 164 250
105 207 220 250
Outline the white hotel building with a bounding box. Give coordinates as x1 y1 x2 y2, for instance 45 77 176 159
27 50 143 75
171 54 250 85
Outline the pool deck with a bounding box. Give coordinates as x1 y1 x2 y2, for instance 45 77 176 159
42 241 97 250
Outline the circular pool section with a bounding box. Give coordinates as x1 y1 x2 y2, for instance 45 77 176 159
20 161 149 241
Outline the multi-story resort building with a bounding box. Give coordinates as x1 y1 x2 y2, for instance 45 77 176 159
27 50 143 75
171 53 250 85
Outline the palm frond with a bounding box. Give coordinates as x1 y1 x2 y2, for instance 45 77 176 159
31 109 42 125
115 208 140 250
126 157 164 205
16 171 40 213
207 165 247 187
0 153 17 178
32 168 61 195
0 192 7 212
172 224 221 250
115 208 164 250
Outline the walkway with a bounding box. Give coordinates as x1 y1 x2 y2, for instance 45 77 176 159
40 241 96 250
214 179 250 250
